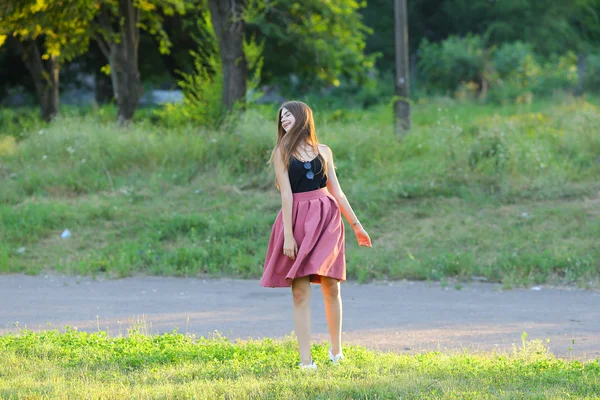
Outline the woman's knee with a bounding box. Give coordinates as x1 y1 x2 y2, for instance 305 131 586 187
292 287 310 305
292 278 311 305
321 278 340 298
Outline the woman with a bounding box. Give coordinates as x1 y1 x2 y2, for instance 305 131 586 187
260 100 372 370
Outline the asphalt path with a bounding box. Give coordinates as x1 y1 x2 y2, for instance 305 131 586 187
2 274 599 360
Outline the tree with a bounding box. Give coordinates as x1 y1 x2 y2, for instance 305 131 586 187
92 0 185 124
363 0 600 71
0 0 93 121
207 0 247 111
245 0 374 90
0 0 187 123
470 0 600 95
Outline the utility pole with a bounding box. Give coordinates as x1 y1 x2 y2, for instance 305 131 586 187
394 0 411 137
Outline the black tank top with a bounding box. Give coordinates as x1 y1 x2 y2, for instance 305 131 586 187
288 154 328 193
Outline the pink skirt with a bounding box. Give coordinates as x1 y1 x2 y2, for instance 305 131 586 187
260 188 346 288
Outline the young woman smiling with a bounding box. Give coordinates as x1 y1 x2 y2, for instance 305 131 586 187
261 100 372 369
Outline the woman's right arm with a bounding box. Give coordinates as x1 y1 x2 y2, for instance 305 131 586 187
273 147 298 260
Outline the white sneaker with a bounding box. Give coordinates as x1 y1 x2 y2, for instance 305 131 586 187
299 359 317 370
328 347 344 364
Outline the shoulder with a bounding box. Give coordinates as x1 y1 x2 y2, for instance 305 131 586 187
318 143 334 161
318 143 332 156
318 144 336 168
272 146 284 165
273 145 287 158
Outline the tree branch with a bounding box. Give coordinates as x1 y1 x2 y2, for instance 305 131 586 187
94 33 111 59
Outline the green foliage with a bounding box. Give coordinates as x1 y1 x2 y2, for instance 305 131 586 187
360 0 393 71
0 107 43 140
418 35 488 95
492 42 535 77
363 0 600 75
0 0 190 123
244 34 265 103
245 0 376 89
297 70 395 110
567 0 600 53
94 0 186 56
134 0 187 55
155 47 225 128
4 0 600 107
535 53 579 94
417 35 584 103
153 15 265 129
0 0 94 61
487 52 578 104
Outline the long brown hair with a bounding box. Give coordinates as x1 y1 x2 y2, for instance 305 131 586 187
268 101 328 189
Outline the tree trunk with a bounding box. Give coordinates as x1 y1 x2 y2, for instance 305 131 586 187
110 38 142 124
20 39 59 122
393 0 410 137
208 0 248 111
576 53 586 96
96 0 142 125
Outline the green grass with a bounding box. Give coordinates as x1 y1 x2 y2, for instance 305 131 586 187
1 96 599 286
0 329 598 399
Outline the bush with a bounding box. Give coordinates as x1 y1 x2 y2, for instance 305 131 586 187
488 52 578 104
534 53 578 95
417 35 487 95
152 46 224 128
299 69 395 110
418 36 583 104
492 41 535 77
0 107 43 140
153 16 264 130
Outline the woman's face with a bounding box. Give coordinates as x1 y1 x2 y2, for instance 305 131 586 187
280 107 296 132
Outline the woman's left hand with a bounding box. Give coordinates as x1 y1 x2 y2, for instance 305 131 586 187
353 225 372 247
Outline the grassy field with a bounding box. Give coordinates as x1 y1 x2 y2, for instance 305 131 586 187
1 95 599 287
0 329 599 399
1 96 600 398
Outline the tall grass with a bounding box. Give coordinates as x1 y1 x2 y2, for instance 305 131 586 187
1 97 599 285
3 97 599 201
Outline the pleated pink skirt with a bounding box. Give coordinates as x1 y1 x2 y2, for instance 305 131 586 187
260 188 346 288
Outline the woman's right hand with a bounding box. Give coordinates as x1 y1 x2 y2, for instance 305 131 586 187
283 235 298 260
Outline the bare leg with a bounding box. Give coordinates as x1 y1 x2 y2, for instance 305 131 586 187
292 276 312 365
320 276 342 355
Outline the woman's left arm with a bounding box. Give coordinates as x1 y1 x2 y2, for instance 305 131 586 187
320 144 372 248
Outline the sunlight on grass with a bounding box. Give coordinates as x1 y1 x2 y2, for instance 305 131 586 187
0 329 598 399
0 136 16 156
